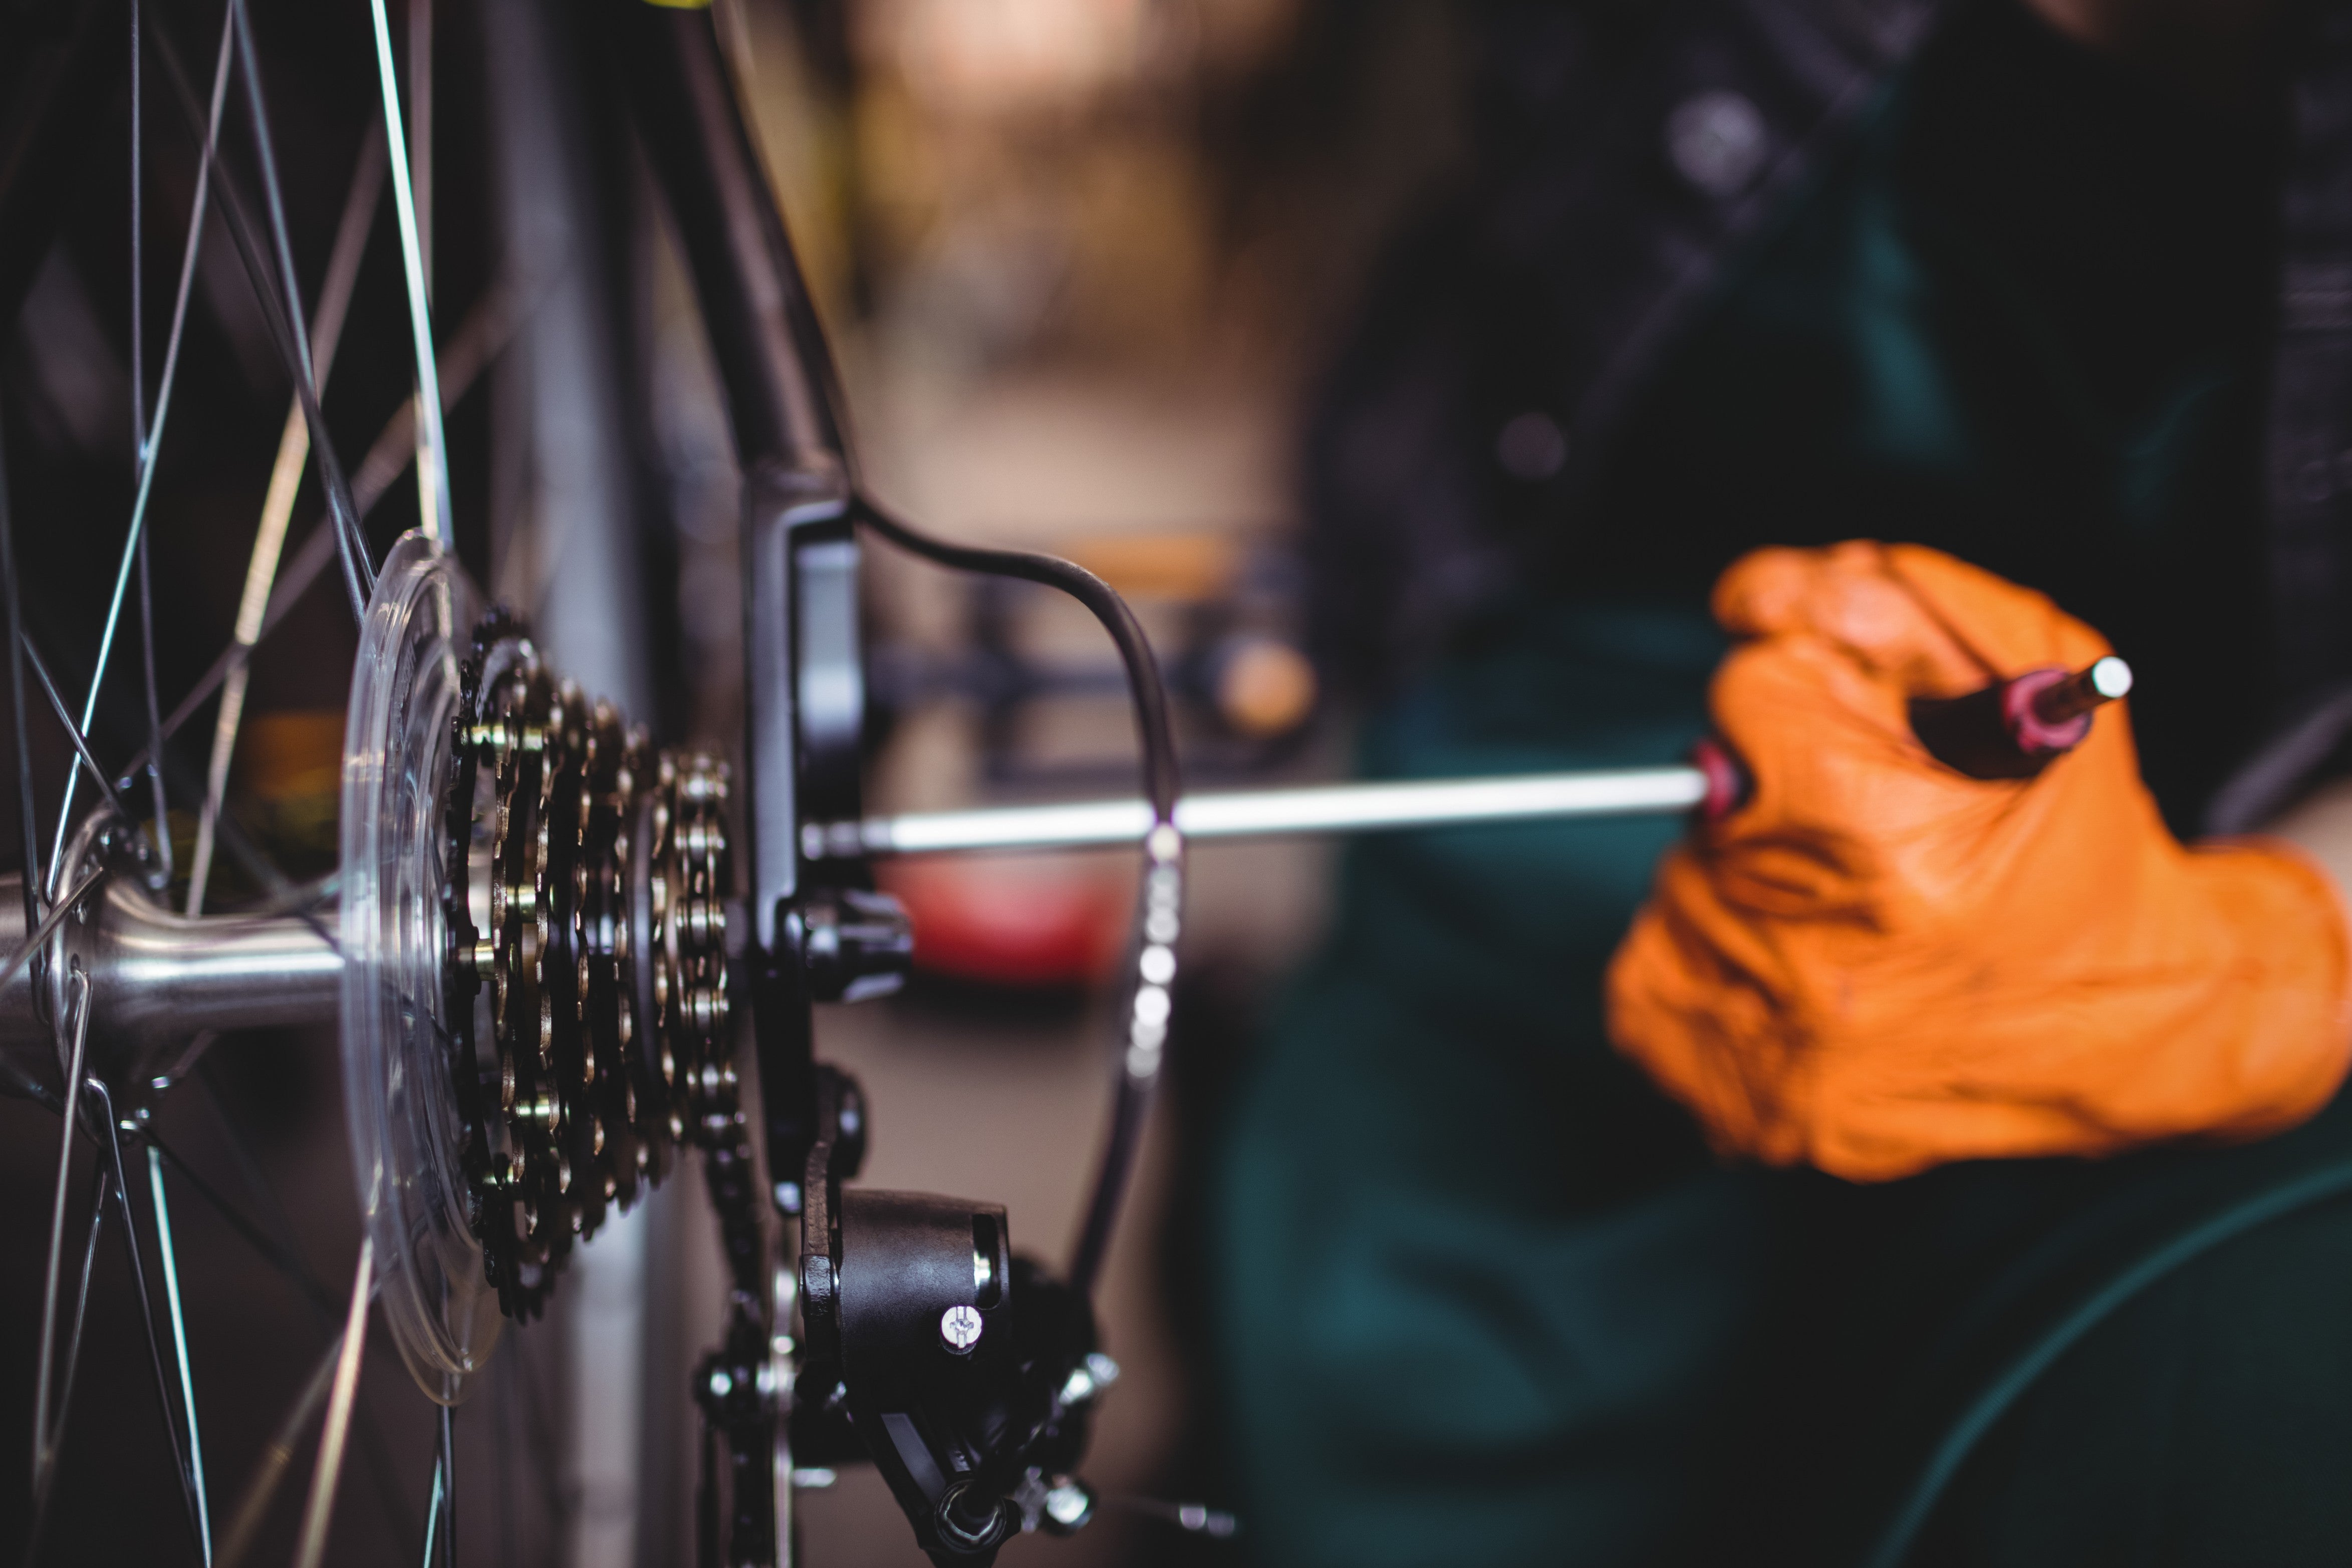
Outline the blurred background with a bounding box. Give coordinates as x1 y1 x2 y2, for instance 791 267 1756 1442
0 0 1473 1561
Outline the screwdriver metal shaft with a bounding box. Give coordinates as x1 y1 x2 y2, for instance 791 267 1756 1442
804 767 1711 859
806 659 2137 858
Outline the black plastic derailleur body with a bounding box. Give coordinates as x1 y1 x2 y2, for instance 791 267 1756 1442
797 1096 1107 1565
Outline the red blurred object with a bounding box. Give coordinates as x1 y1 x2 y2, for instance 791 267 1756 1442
879 856 1133 989
1690 735 1747 823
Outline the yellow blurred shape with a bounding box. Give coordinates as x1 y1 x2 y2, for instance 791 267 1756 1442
234 709 346 804
874 0 1153 114
1061 532 1237 599
1216 637 1316 738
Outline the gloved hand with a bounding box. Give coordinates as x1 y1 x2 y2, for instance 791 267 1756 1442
1606 541 2352 1181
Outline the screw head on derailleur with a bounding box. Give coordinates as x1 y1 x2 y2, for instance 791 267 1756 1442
939 1303 984 1355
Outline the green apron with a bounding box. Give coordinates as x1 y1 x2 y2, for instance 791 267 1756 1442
1212 4 2352 1563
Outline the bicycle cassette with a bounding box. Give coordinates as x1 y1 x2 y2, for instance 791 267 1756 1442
342 534 738 1399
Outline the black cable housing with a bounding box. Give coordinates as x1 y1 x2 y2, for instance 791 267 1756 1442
852 496 1179 821
852 493 1184 1300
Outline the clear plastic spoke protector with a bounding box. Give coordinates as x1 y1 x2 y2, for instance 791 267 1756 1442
342 531 499 1403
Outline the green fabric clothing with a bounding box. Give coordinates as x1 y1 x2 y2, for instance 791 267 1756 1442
1735 1092 2352 1568
1217 606 1750 1567
1213 3 2352 1564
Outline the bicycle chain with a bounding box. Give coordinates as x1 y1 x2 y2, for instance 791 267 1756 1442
444 615 737 1320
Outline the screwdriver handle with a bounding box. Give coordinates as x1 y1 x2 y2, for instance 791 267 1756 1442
1693 656 2132 820
1908 656 2132 780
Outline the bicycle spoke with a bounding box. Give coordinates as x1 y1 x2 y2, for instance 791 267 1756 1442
52 1159 110 1465
189 126 385 916
223 0 377 610
26 629 182 897
127 0 171 884
134 591 166 861
129 0 145 451
437 1404 454 1568
144 12 370 623
12 1047 344 1342
89 1077 207 1554
367 0 450 545
186 1069 345 1313
0 864 108 1000
110 700 334 949
294 1236 374 1568
31 975 93 1507
25 1157 111 1565
419 1452 444 1568
144 1130 333 1316
131 0 169 888
129 274 528 787
184 1067 418 1547
50 2 235 886
217 1331 342 1568
1 415 42 934
147 1145 216 1562
137 507 171 885
24 633 141 834
208 807 338 952
341 271 516 534
410 0 430 302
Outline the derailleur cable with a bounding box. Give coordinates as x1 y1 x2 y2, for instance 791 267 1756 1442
849 492 1186 1301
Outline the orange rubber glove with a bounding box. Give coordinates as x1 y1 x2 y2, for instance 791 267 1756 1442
1606 542 2352 1182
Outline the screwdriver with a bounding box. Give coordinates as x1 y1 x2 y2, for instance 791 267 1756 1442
800 658 2137 856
